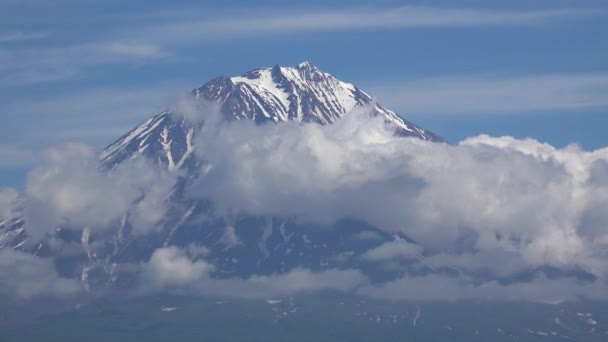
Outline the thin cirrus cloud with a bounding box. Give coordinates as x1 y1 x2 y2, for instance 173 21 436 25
136 7 603 44
0 31 49 43
0 6 602 87
0 41 168 87
0 81 186 169
368 73 608 115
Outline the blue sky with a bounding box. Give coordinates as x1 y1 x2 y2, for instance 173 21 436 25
0 0 607 187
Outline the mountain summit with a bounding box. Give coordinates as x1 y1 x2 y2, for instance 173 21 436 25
197 61 439 133
2 62 444 290
100 62 443 169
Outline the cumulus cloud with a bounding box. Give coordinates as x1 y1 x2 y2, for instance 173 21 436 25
168 95 221 126
142 246 212 289
193 106 421 226
24 143 177 240
192 106 608 289
4 102 608 302
0 187 18 219
139 246 366 298
0 248 81 299
361 240 423 261
198 268 367 298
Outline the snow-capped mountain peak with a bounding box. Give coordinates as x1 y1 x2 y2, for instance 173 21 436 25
196 61 428 131
100 62 443 169
196 61 362 124
1 63 445 289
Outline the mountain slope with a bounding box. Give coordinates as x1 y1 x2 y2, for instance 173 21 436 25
100 62 442 170
1 62 444 290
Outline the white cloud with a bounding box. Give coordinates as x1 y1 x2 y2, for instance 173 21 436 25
361 240 423 261
186 268 367 298
168 95 221 126
139 7 601 45
0 31 49 43
191 106 608 284
101 42 166 58
142 246 212 289
201 268 367 298
0 248 81 299
139 246 366 298
219 225 241 249
0 0 106 8
367 73 608 115
1 6 601 87
24 142 177 240
185 243 210 258
0 82 186 161
0 40 167 87
3 99 608 302
0 187 18 219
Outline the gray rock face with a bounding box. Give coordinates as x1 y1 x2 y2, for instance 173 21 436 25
1 62 445 290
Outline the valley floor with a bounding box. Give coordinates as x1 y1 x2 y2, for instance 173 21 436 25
2 295 607 341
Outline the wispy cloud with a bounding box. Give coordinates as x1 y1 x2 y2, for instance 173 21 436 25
1 82 181 122
0 6 602 86
0 31 49 43
0 248 81 299
368 73 608 115
100 41 167 58
154 7 601 39
0 41 167 87
0 82 186 169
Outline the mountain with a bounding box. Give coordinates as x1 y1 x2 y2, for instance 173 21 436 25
99 61 442 169
1 62 444 290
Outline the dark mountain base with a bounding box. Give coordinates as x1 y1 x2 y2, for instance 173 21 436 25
3 295 607 342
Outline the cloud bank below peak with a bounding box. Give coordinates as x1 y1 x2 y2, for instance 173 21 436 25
2 104 608 302
23 143 178 240
192 106 608 283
